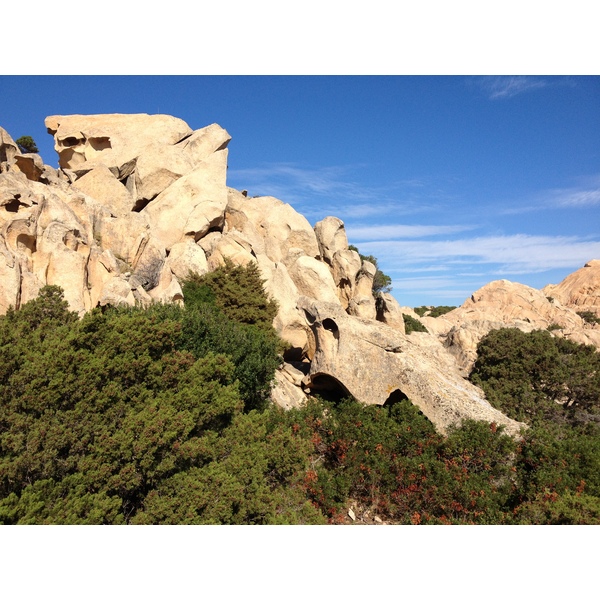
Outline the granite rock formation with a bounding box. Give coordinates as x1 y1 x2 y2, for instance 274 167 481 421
10 113 599 437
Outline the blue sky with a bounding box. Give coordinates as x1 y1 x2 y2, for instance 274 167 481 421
2 75 599 307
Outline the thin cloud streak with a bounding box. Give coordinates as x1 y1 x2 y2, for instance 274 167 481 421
360 234 600 273
479 76 547 99
346 224 476 241
227 163 459 220
552 186 600 207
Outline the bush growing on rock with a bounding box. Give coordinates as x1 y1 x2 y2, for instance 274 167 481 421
15 135 39 153
348 245 392 295
402 313 428 334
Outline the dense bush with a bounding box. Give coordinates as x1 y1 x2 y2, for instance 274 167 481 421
0 287 319 524
2 285 599 524
470 328 600 427
402 313 428 334
181 259 278 333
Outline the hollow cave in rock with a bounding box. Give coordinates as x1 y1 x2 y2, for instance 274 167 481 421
308 373 352 404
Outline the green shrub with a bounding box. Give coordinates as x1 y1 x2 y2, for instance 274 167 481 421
182 259 278 333
470 328 600 427
15 135 39 153
578 311 600 325
0 287 319 524
403 313 428 334
414 306 456 318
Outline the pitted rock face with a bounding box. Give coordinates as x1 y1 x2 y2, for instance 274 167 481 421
45 114 193 171
297 297 525 436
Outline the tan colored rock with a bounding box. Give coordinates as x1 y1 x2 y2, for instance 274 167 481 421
271 367 308 410
225 193 319 266
543 260 600 317
205 232 256 270
287 255 340 305
143 150 228 250
0 127 18 169
347 260 377 320
72 165 134 216
175 123 232 165
376 292 406 333
0 235 20 313
314 216 348 264
13 154 45 182
129 145 195 205
98 277 136 308
45 113 192 173
148 263 184 305
331 248 362 309
165 240 209 280
299 297 525 436
430 279 600 374
256 255 312 359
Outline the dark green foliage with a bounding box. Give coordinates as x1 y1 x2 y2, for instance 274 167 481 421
470 328 600 426
3 286 599 524
0 287 318 524
468 327 600 524
414 305 456 318
182 260 278 332
348 244 392 294
15 136 39 153
402 313 428 334
178 262 282 410
578 311 600 325
165 302 281 412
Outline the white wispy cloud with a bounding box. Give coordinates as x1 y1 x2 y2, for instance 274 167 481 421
229 163 377 202
227 162 440 220
359 234 600 273
346 223 476 241
478 76 547 99
551 186 600 207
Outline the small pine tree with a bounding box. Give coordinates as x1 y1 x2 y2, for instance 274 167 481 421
15 136 39 154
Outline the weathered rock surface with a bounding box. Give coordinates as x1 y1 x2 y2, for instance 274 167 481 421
45 113 193 172
298 297 525 436
424 278 600 373
543 260 600 317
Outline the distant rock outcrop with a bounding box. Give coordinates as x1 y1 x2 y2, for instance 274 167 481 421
423 278 600 373
543 260 600 318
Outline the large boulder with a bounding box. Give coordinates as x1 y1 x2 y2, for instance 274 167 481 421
314 216 348 264
142 150 229 250
225 192 320 266
45 113 193 173
347 260 377 320
543 260 600 317
298 297 525 436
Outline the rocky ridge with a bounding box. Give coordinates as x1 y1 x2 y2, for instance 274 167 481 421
2 114 598 435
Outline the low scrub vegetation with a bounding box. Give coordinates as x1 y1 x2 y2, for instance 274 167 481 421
0 275 598 524
414 305 456 318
